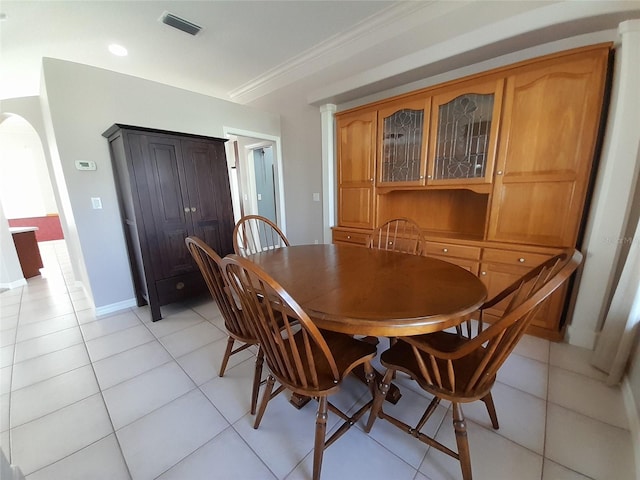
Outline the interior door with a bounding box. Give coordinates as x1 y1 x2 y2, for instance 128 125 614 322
253 146 277 224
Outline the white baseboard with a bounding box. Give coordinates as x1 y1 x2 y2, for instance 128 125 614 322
1 448 25 480
622 376 640 480
566 325 598 349
0 278 27 290
95 298 137 317
9 465 25 480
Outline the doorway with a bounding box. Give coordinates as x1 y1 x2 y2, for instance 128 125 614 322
223 128 286 235
0 114 68 284
252 146 277 223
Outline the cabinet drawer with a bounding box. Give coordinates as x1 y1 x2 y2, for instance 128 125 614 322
156 272 207 306
333 230 371 246
482 248 552 267
431 255 479 275
425 241 481 260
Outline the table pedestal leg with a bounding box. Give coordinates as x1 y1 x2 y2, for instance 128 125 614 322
289 393 312 409
352 364 402 404
288 365 401 410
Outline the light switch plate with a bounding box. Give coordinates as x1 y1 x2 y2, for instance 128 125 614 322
91 197 102 209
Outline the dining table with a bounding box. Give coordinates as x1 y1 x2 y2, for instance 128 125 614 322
246 243 487 336
246 243 488 405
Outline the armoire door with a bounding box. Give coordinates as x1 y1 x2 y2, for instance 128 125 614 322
131 133 194 279
181 139 235 256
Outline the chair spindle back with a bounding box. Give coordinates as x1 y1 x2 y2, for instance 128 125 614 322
233 215 289 257
223 254 340 392
370 217 425 255
405 249 582 398
185 237 254 341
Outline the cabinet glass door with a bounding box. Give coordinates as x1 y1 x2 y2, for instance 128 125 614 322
377 98 430 186
428 80 503 185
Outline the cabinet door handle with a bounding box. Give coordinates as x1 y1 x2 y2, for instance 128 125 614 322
370 178 374 183
427 175 432 179
442 248 448 253
176 282 185 290
481 271 487 276
519 257 525 263
184 207 190 213
347 235 351 239
497 170 504 175
420 175 424 179
191 207 197 212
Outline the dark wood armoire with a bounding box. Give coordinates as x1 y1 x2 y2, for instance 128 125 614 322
103 124 235 321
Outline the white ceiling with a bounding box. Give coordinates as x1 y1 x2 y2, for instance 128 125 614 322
1 1 639 106
0 0 396 100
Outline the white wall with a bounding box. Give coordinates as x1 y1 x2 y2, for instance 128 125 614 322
0 116 57 218
251 81 324 245
0 96 57 290
36 58 280 311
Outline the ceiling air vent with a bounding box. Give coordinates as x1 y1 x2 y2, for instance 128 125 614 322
160 11 202 36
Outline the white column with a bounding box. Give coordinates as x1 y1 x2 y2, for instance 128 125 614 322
320 104 337 244
567 20 640 348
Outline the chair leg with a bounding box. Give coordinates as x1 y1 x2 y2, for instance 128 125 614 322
254 374 275 429
481 393 499 429
251 348 264 415
219 337 235 377
313 396 328 480
452 402 472 480
364 361 376 398
365 368 393 433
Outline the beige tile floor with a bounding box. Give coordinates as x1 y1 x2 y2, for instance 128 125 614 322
0 240 635 480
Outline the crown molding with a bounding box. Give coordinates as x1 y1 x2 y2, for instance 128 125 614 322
227 1 441 104
307 0 640 107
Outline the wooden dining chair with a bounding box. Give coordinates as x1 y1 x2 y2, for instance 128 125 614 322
365 249 582 480
370 217 425 255
184 237 263 415
233 215 289 257
222 254 377 480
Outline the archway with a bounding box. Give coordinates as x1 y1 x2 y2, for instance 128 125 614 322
0 114 66 283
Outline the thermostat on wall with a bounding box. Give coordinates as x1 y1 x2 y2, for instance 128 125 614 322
75 160 97 171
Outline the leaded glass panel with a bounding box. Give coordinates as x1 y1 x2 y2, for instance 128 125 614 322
381 109 424 183
434 93 494 180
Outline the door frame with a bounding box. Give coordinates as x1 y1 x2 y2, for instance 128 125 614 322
222 126 287 236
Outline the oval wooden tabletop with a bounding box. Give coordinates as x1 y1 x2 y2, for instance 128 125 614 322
247 244 487 336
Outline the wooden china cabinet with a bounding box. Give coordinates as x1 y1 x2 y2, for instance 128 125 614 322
333 44 612 340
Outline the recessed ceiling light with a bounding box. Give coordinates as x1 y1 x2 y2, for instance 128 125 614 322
108 44 128 57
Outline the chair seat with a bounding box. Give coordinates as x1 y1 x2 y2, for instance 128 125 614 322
283 329 377 393
380 332 495 401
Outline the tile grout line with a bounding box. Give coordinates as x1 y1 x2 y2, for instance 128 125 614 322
5 283 23 466
20 240 132 479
